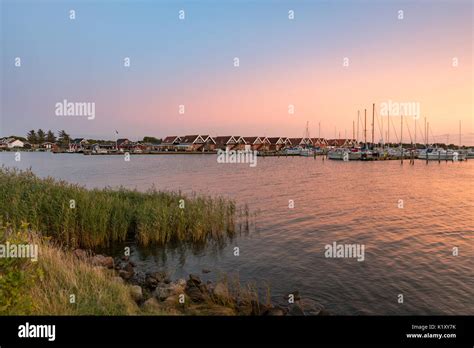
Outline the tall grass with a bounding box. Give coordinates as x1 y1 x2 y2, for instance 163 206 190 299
0 167 238 248
0 227 141 315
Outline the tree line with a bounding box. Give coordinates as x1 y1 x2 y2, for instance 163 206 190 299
27 129 71 146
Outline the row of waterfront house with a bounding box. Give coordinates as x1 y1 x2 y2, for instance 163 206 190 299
0 135 359 153
0 137 57 150
70 135 360 154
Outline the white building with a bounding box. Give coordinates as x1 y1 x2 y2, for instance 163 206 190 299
4 138 25 148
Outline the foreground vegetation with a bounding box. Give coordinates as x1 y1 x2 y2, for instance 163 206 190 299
0 227 266 315
0 227 141 315
0 167 237 248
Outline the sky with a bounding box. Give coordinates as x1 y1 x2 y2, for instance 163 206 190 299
1 0 473 144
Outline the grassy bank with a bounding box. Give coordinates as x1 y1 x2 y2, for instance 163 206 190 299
0 167 237 248
0 228 264 316
0 227 141 315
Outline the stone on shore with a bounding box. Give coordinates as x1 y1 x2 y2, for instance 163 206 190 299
72 249 88 259
185 285 206 303
91 254 114 269
130 285 143 303
188 274 201 286
112 276 124 284
142 297 161 312
118 269 133 280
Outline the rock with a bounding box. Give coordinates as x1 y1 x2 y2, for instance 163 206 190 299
130 285 143 303
112 276 124 284
154 286 173 301
123 262 134 273
121 255 129 261
163 295 179 306
90 254 114 268
148 271 169 283
154 283 183 301
213 282 230 300
130 271 146 286
264 306 286 316
185 285 205 303
188 274 201 285
142 297 161 312
145 275 159 288
73 249 88 259
202 269 211 274
288 304 305 316
176 278 187 288
118 269 133 280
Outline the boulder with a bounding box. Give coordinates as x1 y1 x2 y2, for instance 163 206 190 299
112 276 124 284
91 254 114 268
73 249 88 259
185 285 206 303
142 297 161 312
130 285 143 303
148 271 169 283
123 262 134 273
188 274 201 285
287 303 305 316
154 286 172 301
264 306 286 316
118 269 133 280
176 278 187 288
145 275 159 288
154 283 183 301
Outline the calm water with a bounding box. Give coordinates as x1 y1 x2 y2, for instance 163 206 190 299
2 152 473 315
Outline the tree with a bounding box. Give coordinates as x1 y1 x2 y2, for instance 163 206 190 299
46 130 56 143
37 129 46 144
27 130 37 144
58 130 71 147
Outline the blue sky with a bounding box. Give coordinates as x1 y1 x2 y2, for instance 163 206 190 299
1 0 472 143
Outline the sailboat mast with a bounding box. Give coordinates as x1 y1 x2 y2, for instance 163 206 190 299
353 120 355 142
414 118 417 147
357 110 360 144
388 110 390 145
427 121 430 146
424 116 428 147
364 109 367 146
372 103 375 146
401 114 403 164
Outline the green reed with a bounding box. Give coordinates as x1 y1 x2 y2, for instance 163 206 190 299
0 167 238 248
